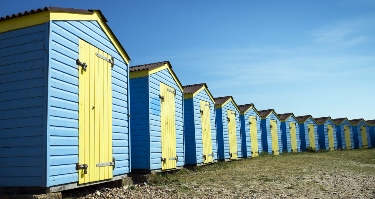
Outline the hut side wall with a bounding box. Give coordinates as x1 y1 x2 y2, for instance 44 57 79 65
46 20 130 187
369 125 375 148
130 76 150 170
0 23 49 187
184 98 196 164
149 69 184 170
335 125 343 149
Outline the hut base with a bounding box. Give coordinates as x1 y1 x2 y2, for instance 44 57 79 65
0 175 132 194
130 166 183 174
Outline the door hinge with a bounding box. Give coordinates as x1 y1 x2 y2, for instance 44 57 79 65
76 59 88 71
76 163 88 174
96 53 115 67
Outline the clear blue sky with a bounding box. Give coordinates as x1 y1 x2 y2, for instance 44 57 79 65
1 1 374 120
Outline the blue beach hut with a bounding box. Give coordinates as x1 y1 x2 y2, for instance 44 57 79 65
367 120 375 148
295 115 319 151
315 117 337 151
129 61 184 173
183 83 217 165
238 103 262 158
278 113 300 152
332 118 353 149
214 96 242 160
349 119 371 149
258 109 282 155
0 7 131 193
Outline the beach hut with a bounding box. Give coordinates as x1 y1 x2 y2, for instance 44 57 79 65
238 103 262 158
367 120 375 148
278 113 300 152
296 115 319 151
350 119 371 149
332 118 353 149
214 96 242 160
315 117 337 151
0 7 131 193
129 61 184 172
258 109 282 155
183 83 217 165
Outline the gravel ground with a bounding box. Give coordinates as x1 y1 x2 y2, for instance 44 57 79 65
2 149 375 199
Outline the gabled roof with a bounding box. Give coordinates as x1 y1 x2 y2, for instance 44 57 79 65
278 113 295 121
238 103 261 116
182 83 215 102
258 109 280 120
214 96 240 112
130 61 183 91
349 118 365 126
332 118 349 125
0 7 130 64
295 115 317 123
366 120 375 126
314 117 331 124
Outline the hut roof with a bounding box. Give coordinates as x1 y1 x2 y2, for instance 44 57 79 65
349 119 364 125
0 7 131 63
314 117 331 124
366 120 375 125
182 83 215 102
214 96 240 112
130 61 183 91
278 113 294 121
295 115 312 123
238 103 254 113
332 118 348 125
258 109 280 120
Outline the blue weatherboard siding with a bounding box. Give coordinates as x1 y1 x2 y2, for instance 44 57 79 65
240 108 261 158
261 113 282 154
184 89 217 165
354 121 371 148
280 117 300 152
369 126 375 148
216 101 242 160
0 23 49 187
299 118 319 151
335 120 353 149
130 68 184 171
47 20 130 187
317 120 337 150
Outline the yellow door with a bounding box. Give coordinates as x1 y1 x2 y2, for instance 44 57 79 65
344 125 351 149
270 120 279 155
361 126 368 148
200 100 213 163
327 125 334 150
227 110 238 160
78 39 113 184
160 83 177 170
308 124 316 149
249 116 258 157
289 122 297 152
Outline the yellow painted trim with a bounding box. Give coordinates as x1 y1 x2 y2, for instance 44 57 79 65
183 86 215 103
130 63 183 91
0 10 130 64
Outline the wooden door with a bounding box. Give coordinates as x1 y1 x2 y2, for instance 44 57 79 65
160 83 177 170
227 110 238 159
249 116 258 157
200 100 213 163
344 125 351 149
308 124 316 150
270 120 279 155
78 39 113 184
289 122 297 152
327 125 334 150
361 126 368 148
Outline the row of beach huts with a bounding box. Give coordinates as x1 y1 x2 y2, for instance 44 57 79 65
0 7 374 194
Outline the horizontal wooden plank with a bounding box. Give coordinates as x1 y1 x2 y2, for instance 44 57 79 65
49 155 78 166
0 136 43 148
